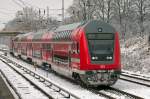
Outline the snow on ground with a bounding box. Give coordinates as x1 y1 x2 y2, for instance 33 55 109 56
2 35 150 99
3 54 104 99
5 53 150 98
113 79 150 99
121 35 150 75
123 70 150 79
0 60 48 99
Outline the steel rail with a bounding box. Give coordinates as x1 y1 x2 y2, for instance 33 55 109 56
0 69 21 99
0 55 80 99
122 71 150 79
121 73 150 82
1 53 145 99
120 73 150 87
88 86 143 99
108 87 144 99
0 57 53 99
89 88 116 99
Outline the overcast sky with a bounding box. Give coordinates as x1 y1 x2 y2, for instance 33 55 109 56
0 0 73 30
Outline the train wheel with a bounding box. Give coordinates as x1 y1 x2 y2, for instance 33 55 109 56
72 73 87 87
108 79 118 86
48 64 52 72
27 58 32 64
42 63 51 71
10 52 14 57
18 55 22 59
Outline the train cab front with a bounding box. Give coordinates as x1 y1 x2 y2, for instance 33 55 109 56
78 20 121 86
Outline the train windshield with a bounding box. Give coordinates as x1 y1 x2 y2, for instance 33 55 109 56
87 33 114 64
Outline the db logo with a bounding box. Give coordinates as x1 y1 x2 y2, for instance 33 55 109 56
101 65 105 68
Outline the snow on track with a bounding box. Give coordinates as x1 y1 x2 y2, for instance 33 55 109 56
1 54 104 99
3 53 150 99
113 79 150 99
0 60 49 99
122 70 150 79
0 56 79 99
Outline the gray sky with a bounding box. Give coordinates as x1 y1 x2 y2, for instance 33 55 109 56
0 0 73 30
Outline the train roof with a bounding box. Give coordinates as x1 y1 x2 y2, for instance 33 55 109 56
84 20 116 34
14 32 33 41
54 22 84 32
32 31 46 41
14 20 116 42
53 20 116 34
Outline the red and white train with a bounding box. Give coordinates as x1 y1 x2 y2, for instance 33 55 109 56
10 20 121 86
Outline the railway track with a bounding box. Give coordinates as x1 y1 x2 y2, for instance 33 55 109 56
0 54 80 99
120 72 150 87
0 60 49 99
121 71 150 81
0 54 120 99
90 87 143 99
0 53 145 99
0 70 19 99
122 71 150 79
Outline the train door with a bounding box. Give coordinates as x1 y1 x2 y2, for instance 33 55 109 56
68 44 71 68
51 44 54 62
18 43 21 54
42 43 51 61
28 43 32 57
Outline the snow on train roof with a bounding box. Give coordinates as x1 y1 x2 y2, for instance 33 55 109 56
32 31 46 41
54 21 84 32
14 32 34 41
14 20 116 42
14 22 85 41
31 22 83 41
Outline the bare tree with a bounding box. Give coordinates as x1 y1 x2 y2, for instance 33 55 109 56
134 0 150 36
92 0 105 21
3 7 59 32
105 0 113 23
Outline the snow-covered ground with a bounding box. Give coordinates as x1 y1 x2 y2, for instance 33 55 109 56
1 36 150 99
0 60 48 99
113 79 150 98
0 52 150 98
121 35 150 75
0 53 104 99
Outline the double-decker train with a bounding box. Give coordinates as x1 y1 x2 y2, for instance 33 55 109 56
10 20 121 86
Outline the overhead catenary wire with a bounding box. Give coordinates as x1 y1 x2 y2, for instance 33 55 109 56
16 0 63 11
13 0 63 19
11 0 24 8
17 0 27 7
12 0 65 19
2 0 66 30
0 10 15 15
0 8 17 12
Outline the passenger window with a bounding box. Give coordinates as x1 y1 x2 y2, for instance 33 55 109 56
54 54 68 64
33 50 42 59
47 44 51 51
28 44 32 49
43 44 51 51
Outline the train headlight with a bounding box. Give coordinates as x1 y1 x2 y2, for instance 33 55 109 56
87 77 92 81
92 57 95 60
106 56 112 60
92 56 98 60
